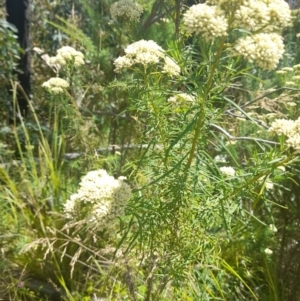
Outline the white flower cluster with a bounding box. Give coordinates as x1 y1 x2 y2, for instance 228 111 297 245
259 177 274 190
267 0 291 29
264 248 273 255
214 155 227 163
220 166 235 177
114 40 180 76
269 117 300 151
234 33 284 70
269 224 277 232
42 77 69 94
268 118 296 136
110 0 143 22
235 1 270 31
49 46 85 67
63 169 132 230
183 3 228 40
234 0 291 31
163 57 181 77
167 93 195 103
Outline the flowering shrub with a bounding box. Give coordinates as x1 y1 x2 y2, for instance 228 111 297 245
5 0 300 300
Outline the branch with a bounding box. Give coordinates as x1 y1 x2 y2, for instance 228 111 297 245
225 111 269 129
210 123 279 145
63 144 163 160
226 87 300 114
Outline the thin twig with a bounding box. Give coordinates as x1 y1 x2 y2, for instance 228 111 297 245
226 87 300 114
63 144 163 160
210 123 279 145
225 111 269 129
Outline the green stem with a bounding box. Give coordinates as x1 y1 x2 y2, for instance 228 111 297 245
144 74 167 153
186 37 226 171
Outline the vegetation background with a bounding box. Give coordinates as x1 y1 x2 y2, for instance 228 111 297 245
1 0 300 300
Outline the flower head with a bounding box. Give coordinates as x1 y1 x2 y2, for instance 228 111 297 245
264 248 273 255
265 181 274 190
234 0 270 31
110 0 143 22
234 0 290 31
286 134 300 151
269 224 278 233
162 57 181 77
42 77 69 94
183 4 228 40
167 93 195 103
220 166 235 177
234 33 284 70
114 40 180 76
63 169 132 230
269 117 300 151
49 46 85 68
265 0 291 29
214 155 227 163
268 118 296 136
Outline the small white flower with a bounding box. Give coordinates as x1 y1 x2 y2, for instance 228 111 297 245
214 155 227 163
277 166 285 172
167 93 195 103
265 181 274 190
259 177 274 191
269 224 278 233
264 248 273 255
220 166 235 177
